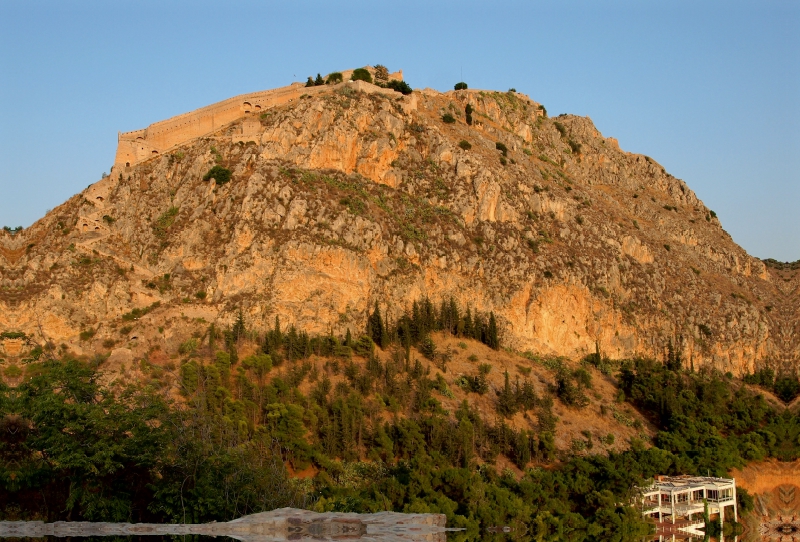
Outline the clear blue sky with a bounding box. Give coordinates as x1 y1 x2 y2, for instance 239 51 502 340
1 0 798 261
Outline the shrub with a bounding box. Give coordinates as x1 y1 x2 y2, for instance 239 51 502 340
314 73 325 86
384 79 412 95
178 338 199 355
567 139 582 154
326 72 343 84
351 68 372 83
554 122 567 137
305 77 315 88
465 103 473 125
442 113 456 124
499 157 507 166
508 88 516 92
454 82 468 90
79 329 96 342
495 142 508 156
203 165 232 185
458 140 472 150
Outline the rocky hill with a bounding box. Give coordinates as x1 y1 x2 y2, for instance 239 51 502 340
1 75 797 375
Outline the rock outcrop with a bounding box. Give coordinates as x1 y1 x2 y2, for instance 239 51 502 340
0 78 796 375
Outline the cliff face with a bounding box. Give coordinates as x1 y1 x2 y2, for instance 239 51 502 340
0 81 796 374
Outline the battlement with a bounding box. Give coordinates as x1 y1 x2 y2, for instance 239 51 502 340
113 67 403 170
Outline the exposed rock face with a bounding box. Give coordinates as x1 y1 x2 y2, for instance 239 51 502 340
0 82 796 375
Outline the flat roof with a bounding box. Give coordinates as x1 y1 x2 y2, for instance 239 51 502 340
642 476 735 492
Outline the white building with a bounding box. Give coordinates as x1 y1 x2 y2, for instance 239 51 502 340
639 475 737 537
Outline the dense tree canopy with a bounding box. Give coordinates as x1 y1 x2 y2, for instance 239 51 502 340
1 314 797 540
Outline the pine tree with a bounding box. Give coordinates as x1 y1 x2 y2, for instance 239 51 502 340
314 73 325 86
305 76 315 87
374 64 389 83
666 339 682 371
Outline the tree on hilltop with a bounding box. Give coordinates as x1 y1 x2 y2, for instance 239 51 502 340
351 68 373 83
326 72 343 84
374 64 389 83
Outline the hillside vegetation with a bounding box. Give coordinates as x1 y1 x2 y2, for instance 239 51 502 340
1 312 798 539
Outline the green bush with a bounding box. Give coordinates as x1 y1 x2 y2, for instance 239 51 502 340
326 72 343 84
458 140 472 150
203 165 232 185
454 82 468 90
383 79 412 95
79 328 96 342
442 113 456 124
314 73 325 86
351 68 372 83
495 142 508 156
465 103 473 125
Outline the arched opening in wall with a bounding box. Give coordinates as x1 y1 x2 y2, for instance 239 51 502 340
242 101 252 113
94 227 100 231
82 223 88 231
255 104 262 110
96 196 104 202
136 136 144 141
151 150 158 155
125 162 130 168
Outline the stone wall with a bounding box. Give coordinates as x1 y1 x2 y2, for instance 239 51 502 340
114 68 404 170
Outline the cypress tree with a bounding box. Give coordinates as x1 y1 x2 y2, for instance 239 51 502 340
367 301 386 348
208 323 217 351
314 73 325 86
462 307 474 338
448 297 460 335
487 312 499 350
233 309 246 341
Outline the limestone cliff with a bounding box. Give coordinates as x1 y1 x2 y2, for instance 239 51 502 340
0 79 796 375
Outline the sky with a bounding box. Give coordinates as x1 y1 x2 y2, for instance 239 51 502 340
0 0 798 261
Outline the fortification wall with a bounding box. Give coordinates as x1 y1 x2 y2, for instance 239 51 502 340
113 68 404 170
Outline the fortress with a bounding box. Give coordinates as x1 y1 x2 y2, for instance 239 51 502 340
113 67 403 170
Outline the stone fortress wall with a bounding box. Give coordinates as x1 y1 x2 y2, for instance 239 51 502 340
114 67 403 170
